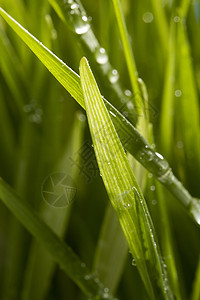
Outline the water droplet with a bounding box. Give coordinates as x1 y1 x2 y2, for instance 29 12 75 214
155 152 164 160
152 199 157 205
124 203 131 208
75 21 90 35
23 104 32 113
123 111 128 117
132 258 136 266
82 15 88 22
109 110 116 118
29 113 42 124
127 101 134 110
84 274 91 280
174 16 181 23
125 89 132 97
71 3 79 9
148 173 153 178
143 12 154 23
175 89 182 97
78 113 86 122
150 185 156 191
108 69 119 83
81 262 86 268
51 29 57 40
176 140 183 149
95 47 108 64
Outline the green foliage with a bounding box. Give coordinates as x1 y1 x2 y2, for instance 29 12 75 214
0 0 200 299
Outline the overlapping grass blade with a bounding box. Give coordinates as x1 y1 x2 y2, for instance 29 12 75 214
0 178 115 300
159 20 175 159
80 57 173 299
93 203 128 293
0 7 199 226
191 257 200 300
21 112 85 300
175 17 200 192
48 0 138 123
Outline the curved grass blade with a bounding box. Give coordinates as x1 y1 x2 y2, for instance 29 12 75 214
0 7 199 226
80 57 173 300
48 0 138 124
0 178 115 300
176 18 200 192
191 257 200 300
21 112 85 300
93 203 128 294
111 0 141 112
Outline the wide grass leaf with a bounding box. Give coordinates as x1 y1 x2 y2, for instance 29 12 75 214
79 57 173 300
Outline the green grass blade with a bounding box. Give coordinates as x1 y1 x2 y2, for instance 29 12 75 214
191 257 200 300
21 112 85 300
176 19 200 192
159 20 176 159
0 7 85 108
111 0 141 108
48 0 138 124
93 203 128 293
80 57 173 300
0 178 115 300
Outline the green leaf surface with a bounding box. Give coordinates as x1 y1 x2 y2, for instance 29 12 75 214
0 7 199 227
0 178 115 300
79 57 172 300
21 111 85 300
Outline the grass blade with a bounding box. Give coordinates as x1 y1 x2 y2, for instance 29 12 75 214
191 257 200 300
0 178 115 300
21 112 85 300
80 57 173 299
93 203 128 293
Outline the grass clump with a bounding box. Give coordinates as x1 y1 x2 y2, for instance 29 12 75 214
0 0 199 299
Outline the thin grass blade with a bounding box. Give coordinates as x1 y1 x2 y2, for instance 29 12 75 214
80 57 173 299
0 178 115 299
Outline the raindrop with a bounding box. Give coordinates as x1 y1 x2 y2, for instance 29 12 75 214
75 21 90 35
125 89 132 97
23 104 32 113
71 3 79 10
152 199 157 205
95 47 108 65
143 12 154 23
176 140 183 149
124 203 131 208
82 15 88 22
78 113 86 122
175 89 182 97
29 113 42 124
132 258 136 266
148 173 153 178
150 185 156 191
174 16 181 23
51 29 57 40
155 152 164 160
108 69 119 83
123 111 129 117
81 262 86 268
109 110 116 118
127 101 134 110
